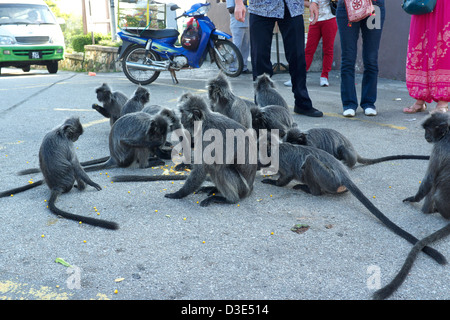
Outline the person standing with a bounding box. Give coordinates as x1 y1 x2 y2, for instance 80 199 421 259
226 0 251 74
336 0 385 117
403 0 449 114
234 0 323 117
285 0 337 88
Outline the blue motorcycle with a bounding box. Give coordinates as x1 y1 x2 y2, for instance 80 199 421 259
117 2 243 85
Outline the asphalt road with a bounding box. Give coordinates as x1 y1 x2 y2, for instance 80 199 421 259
0 65 448 305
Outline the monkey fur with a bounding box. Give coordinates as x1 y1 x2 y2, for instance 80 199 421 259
164 92 257 206
403 113 450 218
83 109 177 172
92 83 128 126
1 117 118 229
254 73 289 110
206 72 253 128
251 104 297 139
285 127 429 168
120 85 150 117
373 114 450 299
260 140 446 265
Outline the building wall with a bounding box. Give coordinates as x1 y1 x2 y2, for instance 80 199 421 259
208 1 412 81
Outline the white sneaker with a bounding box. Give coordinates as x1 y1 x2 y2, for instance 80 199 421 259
320 77 329 87
364 107 377 116
343 109 355 117
284 79 292 87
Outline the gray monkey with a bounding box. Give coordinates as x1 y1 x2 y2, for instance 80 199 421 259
165 92 258 206
1 117 118 229
372 113 450 299
92 83 128 126
285 127 429 168
206 72 253 128
403 113 450 218
83 111 174 171
120 86 150 117
251 104 297 139
254 73 289 110
260 139 446 265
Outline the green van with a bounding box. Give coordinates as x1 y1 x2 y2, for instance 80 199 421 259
0 0 64 74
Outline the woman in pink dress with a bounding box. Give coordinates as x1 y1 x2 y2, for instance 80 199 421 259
403 0 450 114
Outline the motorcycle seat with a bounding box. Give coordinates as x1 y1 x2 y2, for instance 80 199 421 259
123 28 180 39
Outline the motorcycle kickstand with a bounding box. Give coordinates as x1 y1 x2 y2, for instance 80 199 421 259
169 69 179 84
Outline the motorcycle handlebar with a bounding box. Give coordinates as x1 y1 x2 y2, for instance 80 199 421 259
175 13 185 20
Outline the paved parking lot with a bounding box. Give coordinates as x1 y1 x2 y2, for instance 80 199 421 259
0 65 448 304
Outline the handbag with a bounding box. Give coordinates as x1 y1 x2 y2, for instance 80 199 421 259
330 0 338 15
402 0 437 15
344 0 375 23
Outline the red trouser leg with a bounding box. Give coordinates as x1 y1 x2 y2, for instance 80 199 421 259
304 22 322 72
320 18 338 79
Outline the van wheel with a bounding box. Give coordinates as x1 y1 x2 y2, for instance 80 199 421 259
47 61 58 74
22 66 31 72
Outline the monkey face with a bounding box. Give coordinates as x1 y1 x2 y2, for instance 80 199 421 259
96 84 112 103
422 113 450 143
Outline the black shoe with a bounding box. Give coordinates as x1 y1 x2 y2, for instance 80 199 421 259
294 107 323 117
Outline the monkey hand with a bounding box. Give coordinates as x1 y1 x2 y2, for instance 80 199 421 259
403 196 417 203
93 183 102 191
165 191 183 199
261 178 277 185
92 103 101 110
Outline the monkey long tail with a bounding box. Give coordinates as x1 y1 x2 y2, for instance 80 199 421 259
0 179 44 198
80 156 110 166
343 178 447 265
357 154 429 165
48 191 119 230
17 157 110 176
83 158 116 172
373 223 450 300
111 175 188 182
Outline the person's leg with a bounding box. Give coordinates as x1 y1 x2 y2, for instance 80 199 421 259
230 23 244 72
360 2 385 113
278 10 321 116
320 18 337 80
240 27 251 72
249 13 275 80
336 4 360 114
304 22 322 71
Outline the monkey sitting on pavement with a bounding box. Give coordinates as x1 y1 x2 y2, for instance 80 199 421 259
17 107 180 176
120 85 150 117
285 127 429 168
92 83 128 126
260 139 446 265
83 108 180 172
206 72 253 128
254 73 289 110
373 113 450 300
165 92 258 207
0 117 118 230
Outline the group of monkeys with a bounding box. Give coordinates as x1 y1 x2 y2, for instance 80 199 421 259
1 71 449 300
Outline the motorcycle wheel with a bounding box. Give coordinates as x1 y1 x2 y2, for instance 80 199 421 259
122 45 161 85
212 39 243 78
